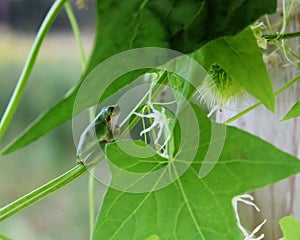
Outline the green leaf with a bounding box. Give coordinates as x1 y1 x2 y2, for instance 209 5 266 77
106 140 167 174
192 28 275 111
1 0 276 154
282 101 300 121
89 0 277 66
279 215 300 240
0 234 11 240
1 91 77 155
93 105 300 239
1 70 147 155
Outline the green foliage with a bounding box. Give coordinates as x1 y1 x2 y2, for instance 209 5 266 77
0 233 11 240
1 0 277 155
6 0 300 239
192 28 275 111
279 215 300 240
282 101 300 121
93 105 300 239
89 0 277 65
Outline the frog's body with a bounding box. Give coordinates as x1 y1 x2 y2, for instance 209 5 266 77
76 106 119 165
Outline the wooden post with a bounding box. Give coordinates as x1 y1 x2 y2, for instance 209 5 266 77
231 2 300 238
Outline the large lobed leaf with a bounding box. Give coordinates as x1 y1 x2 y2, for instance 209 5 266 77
1 0 276 154
89 0 277 67
93 105 300 239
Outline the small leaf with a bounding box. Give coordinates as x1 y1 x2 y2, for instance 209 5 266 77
279 215 300 240
0 234 12 240
93 104 300 239
282 101 300 121
192 28 275 111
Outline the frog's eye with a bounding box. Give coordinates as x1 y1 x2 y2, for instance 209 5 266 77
105 106 114 122
108 106 115 113
110 105 120 113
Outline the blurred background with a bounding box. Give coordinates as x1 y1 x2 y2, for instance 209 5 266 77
0 1 107 239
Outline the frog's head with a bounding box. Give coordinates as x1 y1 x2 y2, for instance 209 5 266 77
106 105 120 130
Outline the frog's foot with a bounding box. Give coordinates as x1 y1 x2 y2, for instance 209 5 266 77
76 158 84 165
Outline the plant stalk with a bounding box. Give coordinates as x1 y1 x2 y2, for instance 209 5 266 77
88 168 95 240
64 3 94 237
263 31 300 41
224 74 300 124
64 2 87 71
0 0 67 142
0 164 87 222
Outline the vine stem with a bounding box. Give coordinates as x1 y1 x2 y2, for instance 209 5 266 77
64 2 87 71
0 164 87 222
88 168 95 240
65 4 94 239
0 0 92 224
224 74 300 124
0 0 67 142
88 108 96 240
263 31 300 40
65 3 97 238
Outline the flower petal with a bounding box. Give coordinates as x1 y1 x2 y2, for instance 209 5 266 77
154 124 163 144
140 123 156 136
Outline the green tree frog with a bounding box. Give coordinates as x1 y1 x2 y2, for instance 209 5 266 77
76 105 120 166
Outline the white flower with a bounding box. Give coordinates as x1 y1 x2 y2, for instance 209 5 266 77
256 37 268 50
232 194 266 240
250 22 268 49
250 22 266 38
135 101 171 153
